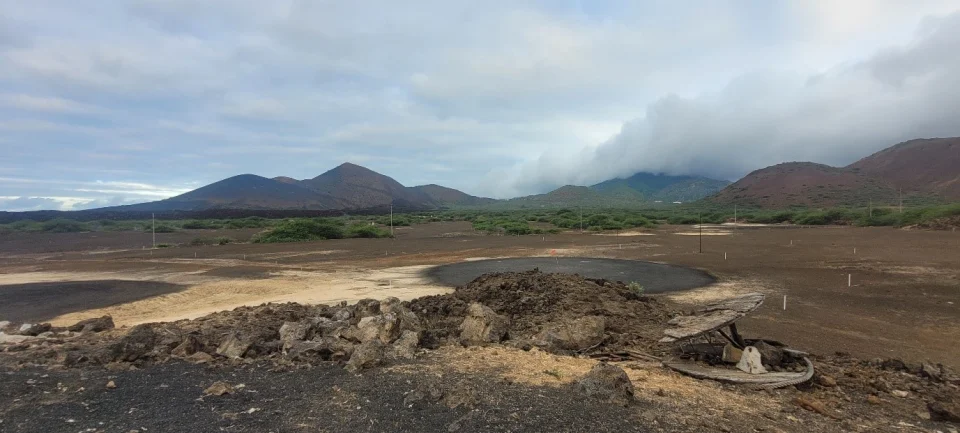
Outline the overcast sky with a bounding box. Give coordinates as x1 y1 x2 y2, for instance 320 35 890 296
2 1 960 211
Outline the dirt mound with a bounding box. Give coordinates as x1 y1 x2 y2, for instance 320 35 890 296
410 269 677 354
906 215 960 231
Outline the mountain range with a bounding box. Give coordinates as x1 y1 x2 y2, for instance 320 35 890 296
50 137 960 214
708 138 959 208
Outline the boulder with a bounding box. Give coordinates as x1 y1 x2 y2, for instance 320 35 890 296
342 313 400 344
345 340 385 372
577 362 635 406
216 333 251 359
721 343 742 363
67 316 115 333
332 308 353 322
353 299 381 318
920 362 945 382
390 330 419 359
284 340 333 361
0 321 12 331
17 323 51 336
279 321 312 343
459 303 510 346
0 332 34 344
171 335 203 357
753 341 783 366
535 316 606 352
928 397 960 423
736 346 767 374
379 297 402 314
98 324 159 363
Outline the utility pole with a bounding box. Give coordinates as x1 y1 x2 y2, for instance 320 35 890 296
390 204 394 237
899 188 903 214
869 199 873 218
152 213 156 249
734 203 737 235
699 212 703 253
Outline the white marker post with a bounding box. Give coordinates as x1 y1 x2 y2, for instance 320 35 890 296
848 274 852 287
854 247 856 255
783 295 786 310
724 252 727 260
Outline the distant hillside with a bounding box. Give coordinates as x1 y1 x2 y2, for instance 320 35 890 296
707 137 960 208
591 172 729 202
847 138 960 199
708 162 901 208
411 184 496 206
106 163 493 212
114 174 342 211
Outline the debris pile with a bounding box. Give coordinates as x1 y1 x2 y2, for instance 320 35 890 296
410 269 676 354
1 299 423 372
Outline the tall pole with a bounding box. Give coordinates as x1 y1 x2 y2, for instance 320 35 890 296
698 212 703 253
899 188 903 214
734 204 737 235
390 204 394 237
152 213 156 249
869 199 873 218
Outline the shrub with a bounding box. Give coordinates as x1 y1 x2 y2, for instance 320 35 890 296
40 218 88 233
182 220 221 230
627 281 645 296
347 224 390 238
252 219 345 243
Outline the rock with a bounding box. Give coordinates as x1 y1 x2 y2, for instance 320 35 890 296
818 375 838 387
171 335 202 357
283 341 332 361
314 317 350 338
379 297 402 314
278 321 312 343
17 323 51 336
204 381 235 396
916 410 931 420
891 390 909 398
795 396 840 419
869 378 892 393
458 303 510 346
353 299 381 318
390 330 419 359
98 324 158 363
721 343 742 363
67 316 115 333
535 316 606 352
216 333 251 359
342 314 400 344
867 394 881 405
0 332 34 344
332 308 353 322
928 398 960 423
345 340 385 372
752 341 783 366
106 380 116 389
920 362 944 382
404 384 445 407
186 352 214 364
576 362 635 406
0 320 10 330
736 346 767 374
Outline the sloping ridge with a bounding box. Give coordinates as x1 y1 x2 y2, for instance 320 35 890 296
116 174 342 211
591 172 730 202
411 184 496 206
708 162 897 208
847 138 960 199
299 163 434 209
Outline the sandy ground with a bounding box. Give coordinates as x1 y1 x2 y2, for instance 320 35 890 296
1 220 959 369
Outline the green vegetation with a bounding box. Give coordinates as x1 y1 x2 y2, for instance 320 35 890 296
190 236 235 246
627 282 645 296
252 218 391 243
1 203 958 238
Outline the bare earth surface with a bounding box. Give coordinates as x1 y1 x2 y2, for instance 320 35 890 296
1 221 959 432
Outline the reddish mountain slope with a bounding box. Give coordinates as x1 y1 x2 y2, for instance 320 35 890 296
118 174 343 211
299 163 434 209
847 138 960 199
709 162 899 208
411 184 496 206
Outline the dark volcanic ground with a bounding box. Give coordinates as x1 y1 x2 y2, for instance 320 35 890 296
0 360 650 433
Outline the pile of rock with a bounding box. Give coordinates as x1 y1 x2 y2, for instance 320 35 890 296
5 298 426 372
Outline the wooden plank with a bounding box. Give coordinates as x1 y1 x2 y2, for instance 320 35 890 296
660 292 765 343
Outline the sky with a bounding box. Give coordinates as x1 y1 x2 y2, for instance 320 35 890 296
2 0 960 211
